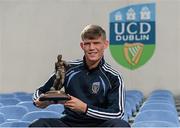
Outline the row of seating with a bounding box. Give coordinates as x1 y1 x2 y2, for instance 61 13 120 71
0 92 33 106
0 90 179 127
0 92 64 127
0 90 144 127
0 103 64 127
132 90 180 127
125 90 144 121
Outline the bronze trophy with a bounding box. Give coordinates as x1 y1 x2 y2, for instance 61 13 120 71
39 54 70 103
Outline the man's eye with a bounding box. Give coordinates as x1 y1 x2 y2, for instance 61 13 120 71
93 42 100 44
84 43 90 45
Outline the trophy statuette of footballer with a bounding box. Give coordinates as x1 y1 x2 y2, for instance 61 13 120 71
39 54 70 102
53 54 69 90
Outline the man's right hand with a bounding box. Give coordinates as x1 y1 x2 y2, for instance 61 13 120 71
34 100 50 109
34 94 54 108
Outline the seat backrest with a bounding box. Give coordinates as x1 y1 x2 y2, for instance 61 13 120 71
15 95 33 101
13 92 29 96
126 97 137 112
0 98 20 106
45 104 64 114
144 99 174 107
147 96 175 104
126 90 144 102
0 113 5 124
0 105 28 121
0 103 3 108
132 121 178 127
125 101 133 118
21 111 60 122
134 110 179 126
0 94 15 99
140 103 178 115
17 101 42 112
0 121 30 127
150 90 173 96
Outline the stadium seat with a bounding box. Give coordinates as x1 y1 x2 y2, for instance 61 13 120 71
15 95 33 101
0 98 20 106
132 121 178 127
125 101 133 118
123 112 128 122
133 110 180 127
13 92 33 101
140 103 178 115
13 91 29 96
147 90 175 104
126 90 144 104
0 103 3 107
126 96 137 113
144 99 175 107
147 96 175 103
0 105 28 122
17 101 42 112
150 89 173 96
0 121 31 127
0 113 5 124
21 111 61 122
45 104 64 114
0 93 15 98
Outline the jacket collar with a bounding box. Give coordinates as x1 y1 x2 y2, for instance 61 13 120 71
83 56 105 71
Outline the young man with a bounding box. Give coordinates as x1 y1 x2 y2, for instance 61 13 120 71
29 24 130 127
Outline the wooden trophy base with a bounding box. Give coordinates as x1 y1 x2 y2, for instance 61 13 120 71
39 91 70 102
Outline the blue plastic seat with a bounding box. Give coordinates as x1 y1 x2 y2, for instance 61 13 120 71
15 95 33 101
150 90 173 96
132 121 178 127
21 111 61 122
0 94 15 99
0 121 30 127
148 90 174 103
148 96 175 103
126 90 144 104
45 104 64 114
0 105 28 122
126 96 137 113
134 110 180 127
17 101 42 112
123 112 128 122
143 99 174 107
0 98 20 106
149 93 173 98
0 103 3 107
126 95 140 109
140 103 178 115
125 101 133 118
0 113 5 124
13 91 29 96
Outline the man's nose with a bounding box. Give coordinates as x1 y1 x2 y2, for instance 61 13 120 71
89 43 95 49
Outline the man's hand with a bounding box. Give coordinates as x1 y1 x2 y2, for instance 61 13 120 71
64 95 87 113
34 94 54 108
34 100 50 109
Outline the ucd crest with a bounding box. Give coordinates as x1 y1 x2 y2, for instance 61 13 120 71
109 3 156 70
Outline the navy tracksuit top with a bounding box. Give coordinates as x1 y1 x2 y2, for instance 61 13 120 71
33 57 125 122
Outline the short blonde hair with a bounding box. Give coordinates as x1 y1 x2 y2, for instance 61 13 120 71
81 24 106 41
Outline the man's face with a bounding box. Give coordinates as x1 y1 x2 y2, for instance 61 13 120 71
80 36 109 63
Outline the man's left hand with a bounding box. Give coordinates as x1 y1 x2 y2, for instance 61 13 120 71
64 95 87 113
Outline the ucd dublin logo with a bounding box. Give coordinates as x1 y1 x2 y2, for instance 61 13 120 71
109 3 155 70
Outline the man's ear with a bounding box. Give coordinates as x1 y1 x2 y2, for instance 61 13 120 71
104 40 109 49
80 42 84 50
